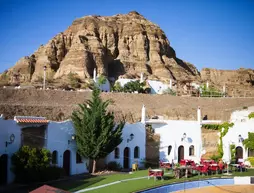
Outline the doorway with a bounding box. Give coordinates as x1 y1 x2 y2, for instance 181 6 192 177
63 150 71 176
0 154 8 185
235 146 243 162
123 147 130 169
178 146 184 163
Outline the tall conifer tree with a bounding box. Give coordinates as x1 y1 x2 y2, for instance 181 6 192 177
71 85 125 173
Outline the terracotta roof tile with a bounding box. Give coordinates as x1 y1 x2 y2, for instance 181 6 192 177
14 116 49 124
29 185 70 193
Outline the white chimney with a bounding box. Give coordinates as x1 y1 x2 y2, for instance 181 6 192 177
140 72 144 83
141 104 146 124
93 68 97 82
169 79 172 89
206 81 209 89
223 84 226 93
197 106 201 124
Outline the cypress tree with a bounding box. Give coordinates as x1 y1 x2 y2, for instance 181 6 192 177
71 85 125 173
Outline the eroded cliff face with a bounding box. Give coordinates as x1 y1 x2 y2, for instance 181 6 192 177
3 11 199 83
201 68 254 86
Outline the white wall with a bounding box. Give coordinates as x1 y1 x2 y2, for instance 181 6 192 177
152 120 202 163
46 120 89 175
106 122 146 169
147 80 169 94
222 119 254 161
0 118 89 184
0 118 21 184
115 78 137 87
96 78 111 92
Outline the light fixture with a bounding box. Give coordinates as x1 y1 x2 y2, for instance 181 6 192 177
127 133 134 143
181 133 187 141
68 134 76 144
6 134 15 147
238 134 243 143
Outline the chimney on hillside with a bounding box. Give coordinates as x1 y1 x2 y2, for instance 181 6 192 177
197 106 201 124
169 79 172 89
141 104 146 124
93 68 97 82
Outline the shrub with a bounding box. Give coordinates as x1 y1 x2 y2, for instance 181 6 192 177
123 80 145 93
11 146 65 183
107 161 122 171
68 72 81 88
202 124 220 130
112 82 123 92
247 157 254 166
210 154 221 162
162 88 176 96
248 112 254 119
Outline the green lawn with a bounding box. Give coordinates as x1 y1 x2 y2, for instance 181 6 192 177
53 169 254 193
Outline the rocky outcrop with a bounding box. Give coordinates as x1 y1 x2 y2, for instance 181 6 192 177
2 11 200 84
200 68 254 86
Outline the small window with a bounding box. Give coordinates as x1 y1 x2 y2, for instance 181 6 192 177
134 146 139 158
168 146 172 155
248 149 254 157
52 151 58 164
76 152 82 163
189 145 194 156
114 148 120 159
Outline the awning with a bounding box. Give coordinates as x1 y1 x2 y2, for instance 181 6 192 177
14 116 49 124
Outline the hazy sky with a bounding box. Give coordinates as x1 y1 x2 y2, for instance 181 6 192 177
0 0 253 73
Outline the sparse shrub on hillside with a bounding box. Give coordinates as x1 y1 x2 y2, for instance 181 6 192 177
68 72 81 88
46 70 55 83
112 82 123 92
163 88 176 96
248 112 254 119
0 71 10 86
123 80 145 93
97 75 107 86
200 84 224 97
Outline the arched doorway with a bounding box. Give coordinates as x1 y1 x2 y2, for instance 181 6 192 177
178 146 184 163
235 146 243 162
63 150 71 176
123 147 130 169
0 154 8 185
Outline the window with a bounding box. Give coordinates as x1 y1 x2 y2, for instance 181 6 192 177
114 148 120 159
168 146 172 155
248 149 254 157
134 146 140 158
52 150 58 164
189 145 194 156
76 152 82 163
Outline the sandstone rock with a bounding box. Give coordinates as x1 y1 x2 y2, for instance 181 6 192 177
2 11 199 83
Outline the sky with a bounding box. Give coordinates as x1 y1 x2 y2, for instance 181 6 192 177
0 0 254 73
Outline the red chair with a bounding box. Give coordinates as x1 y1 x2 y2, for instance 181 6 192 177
209 165 218 174
199 165 209 175
180 159 186 166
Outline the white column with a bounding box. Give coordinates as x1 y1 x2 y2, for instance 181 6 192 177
141 104 146 124
93 68 97 82
140 72 144 83
197 106 201 124
206 81 209 89
169 79 172 89
43 66 46 90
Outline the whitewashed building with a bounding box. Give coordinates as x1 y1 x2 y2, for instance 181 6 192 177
222 107 254 163
105 122 146 169
144 107 203 164
0 116 89 185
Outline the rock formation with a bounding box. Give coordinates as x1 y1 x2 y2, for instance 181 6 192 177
1 11 200 84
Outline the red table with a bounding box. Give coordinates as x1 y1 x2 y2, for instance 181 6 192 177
148 169 164 180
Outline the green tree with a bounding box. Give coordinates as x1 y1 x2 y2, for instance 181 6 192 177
123 80 145 93
243 132 254 150
71 85 125 173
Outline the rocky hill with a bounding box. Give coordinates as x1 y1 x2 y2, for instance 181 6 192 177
1 11 253 93
1 11 200 85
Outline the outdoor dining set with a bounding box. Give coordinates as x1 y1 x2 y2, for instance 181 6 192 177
147 159 249 180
